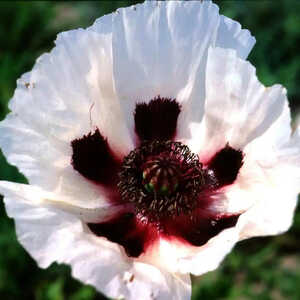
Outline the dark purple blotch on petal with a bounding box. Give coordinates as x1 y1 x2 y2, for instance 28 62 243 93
162 211 240 247
134 96 181 142
88 212 157 257
71 129 119 184
208 144 244 187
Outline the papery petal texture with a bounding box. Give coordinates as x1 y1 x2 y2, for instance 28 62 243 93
194 46 299 240
0 1 298 299
193 47 299 278
2 27 136 200
110 0 255 145
0 181 191 300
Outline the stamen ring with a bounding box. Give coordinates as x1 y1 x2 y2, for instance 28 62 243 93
118 140 205 221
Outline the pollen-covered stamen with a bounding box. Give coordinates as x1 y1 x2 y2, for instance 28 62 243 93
118 140 205 221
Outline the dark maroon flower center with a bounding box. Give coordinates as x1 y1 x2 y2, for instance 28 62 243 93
71 97 244 258
118 140 205 221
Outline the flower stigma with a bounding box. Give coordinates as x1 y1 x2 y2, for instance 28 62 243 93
142 155 180 196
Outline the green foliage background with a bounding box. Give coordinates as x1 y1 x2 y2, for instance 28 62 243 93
0 1 299 299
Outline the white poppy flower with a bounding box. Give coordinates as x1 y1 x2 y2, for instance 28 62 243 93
0 1 299 299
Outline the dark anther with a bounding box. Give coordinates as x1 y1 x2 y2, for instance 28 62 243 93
134 96 181 142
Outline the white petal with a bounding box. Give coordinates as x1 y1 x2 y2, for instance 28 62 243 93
178 10 255 148
237 166 299 239
111 1 255 145
280 126 300 167
8 28 133 156
88 13 112 35
237 130 300 239
176 227 239 276
0 181 120 223
146 127 299 276
112 1 220 140
76 260 191 300
0 27 135 207
0 114 110 209
0 182 190 300
193 47 287 160
216 15 255 59
191 47 298 239
144 228 239 276
238 192 298 240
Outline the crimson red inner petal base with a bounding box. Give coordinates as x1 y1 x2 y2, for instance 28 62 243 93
88 210 240 258
88 212 158 257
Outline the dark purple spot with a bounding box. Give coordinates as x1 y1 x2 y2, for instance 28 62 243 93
162 211 240 247
88 212 157 258
208 144 244 187
71 129 119 184
134 96 181 142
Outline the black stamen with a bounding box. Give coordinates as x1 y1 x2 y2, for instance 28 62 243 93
118 140 204 221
